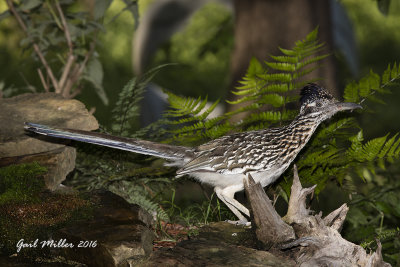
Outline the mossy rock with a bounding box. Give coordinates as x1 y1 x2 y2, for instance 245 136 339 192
0 162 47 205
0 163 94 258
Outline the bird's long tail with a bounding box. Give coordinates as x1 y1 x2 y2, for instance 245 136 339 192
24 122 192 164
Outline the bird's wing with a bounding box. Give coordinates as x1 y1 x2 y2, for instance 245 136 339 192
177 130 277 175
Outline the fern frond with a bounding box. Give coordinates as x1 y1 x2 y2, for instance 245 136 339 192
109 180 169 221
162 90 224 145
344 63 399 104
229 27 329 129
111 64 173 136
346 131 365 161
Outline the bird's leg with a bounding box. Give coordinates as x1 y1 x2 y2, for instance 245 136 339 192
215 186 250 226
221 186 250 217
216 189 248 224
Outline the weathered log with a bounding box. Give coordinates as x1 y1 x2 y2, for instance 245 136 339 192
244 174 295 248
245 165 391 267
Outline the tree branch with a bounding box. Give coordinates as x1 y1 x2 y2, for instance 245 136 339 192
6 0 60 93
58 54 75 93
55 0 76 94
62 41 95 98
37 68 49 92
55 0 73 54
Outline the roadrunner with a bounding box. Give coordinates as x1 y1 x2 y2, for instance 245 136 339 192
25 84 361 224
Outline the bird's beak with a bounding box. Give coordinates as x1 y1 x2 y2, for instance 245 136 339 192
334 102 363 111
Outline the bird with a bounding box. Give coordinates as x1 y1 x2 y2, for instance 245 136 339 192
24 83 362 224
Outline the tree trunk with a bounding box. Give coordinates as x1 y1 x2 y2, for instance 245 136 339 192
228 0 338 117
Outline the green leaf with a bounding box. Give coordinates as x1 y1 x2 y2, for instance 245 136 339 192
93 0 113 20
344 82 359 103
84 57 108 105
259 94 284 107
264 62 296 72
247 57 264 77
20 0 43 11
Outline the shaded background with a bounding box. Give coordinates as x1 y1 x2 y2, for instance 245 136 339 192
1 0 400 262
1 0 400 134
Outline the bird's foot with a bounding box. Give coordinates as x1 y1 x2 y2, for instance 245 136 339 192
225 219 251 227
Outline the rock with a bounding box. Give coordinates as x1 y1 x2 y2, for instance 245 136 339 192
136 238 294 267
0 147 76 191
0 255 84 266
0 191 154 266
55 191 154 267
0 93 98 190
197 221 257 248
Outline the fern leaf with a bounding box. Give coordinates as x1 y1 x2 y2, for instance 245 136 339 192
387 134 400 160
264 62 296 72
259 94 285 107
347 130 364 161
258 83 290 94
111 64 172 136
362 135 388 162
344 63 399 105
343 82 359 103
257 73 293 83
391 62 398 80
109 181 169 221
295 54 330 71
269 55 298 64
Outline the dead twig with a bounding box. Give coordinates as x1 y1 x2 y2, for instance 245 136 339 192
6 0 60 93
62 41 95 98
37 68 49 92
55 0 76 93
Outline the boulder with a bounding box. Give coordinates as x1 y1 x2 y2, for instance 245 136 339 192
55 191 154 266
0 93 98 190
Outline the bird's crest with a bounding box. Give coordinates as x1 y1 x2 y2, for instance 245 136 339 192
300 83 334 105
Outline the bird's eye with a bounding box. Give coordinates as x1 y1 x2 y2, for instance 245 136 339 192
316 102 322 107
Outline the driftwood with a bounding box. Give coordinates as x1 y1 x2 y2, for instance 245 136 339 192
244 165 391 267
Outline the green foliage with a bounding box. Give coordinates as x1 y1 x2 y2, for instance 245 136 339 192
162 91 228 144
228 28 328 129
344 172 400 263
109 180 170 221
161 28 329 146
283 62 400 196
110 64 173 137
2 0 108 102
0 162 46 205
343 63 399 104
69 66 180 223
152 1 233 100
70 143 177 222
162 190 234 225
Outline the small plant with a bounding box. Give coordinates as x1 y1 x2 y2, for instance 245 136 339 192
0 162 46 205
3 0 107 102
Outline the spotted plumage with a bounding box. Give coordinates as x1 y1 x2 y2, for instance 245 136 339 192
24 83 361 224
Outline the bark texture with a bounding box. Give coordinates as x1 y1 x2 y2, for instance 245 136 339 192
244 165 391 267
245 174 295 249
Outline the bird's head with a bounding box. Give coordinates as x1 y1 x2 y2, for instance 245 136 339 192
299 83 362 121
